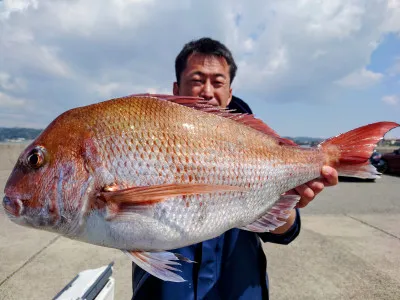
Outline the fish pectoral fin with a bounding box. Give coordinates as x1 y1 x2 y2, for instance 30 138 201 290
103 183 245 221
102 183 245 206
123 250 195 282
240 194 300 233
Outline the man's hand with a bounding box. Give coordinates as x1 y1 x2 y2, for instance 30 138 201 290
270 166 338 235
291 166 339 209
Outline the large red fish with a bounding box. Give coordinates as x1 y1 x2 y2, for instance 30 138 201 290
2 94 399 282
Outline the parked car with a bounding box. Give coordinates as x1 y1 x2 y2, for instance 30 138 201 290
370 150 386 173
380 148 400 174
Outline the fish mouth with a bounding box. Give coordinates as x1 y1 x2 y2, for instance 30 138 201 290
3 195 62 229
3 196 24 218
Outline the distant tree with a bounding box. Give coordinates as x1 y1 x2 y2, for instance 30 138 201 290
0 128 43 141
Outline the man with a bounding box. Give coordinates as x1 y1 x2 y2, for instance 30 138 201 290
132 37 338 299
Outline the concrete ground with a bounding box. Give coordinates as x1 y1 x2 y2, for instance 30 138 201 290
265 174 400 300
1 143 399 299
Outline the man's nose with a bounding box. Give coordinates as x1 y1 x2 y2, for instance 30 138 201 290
200 81 214 100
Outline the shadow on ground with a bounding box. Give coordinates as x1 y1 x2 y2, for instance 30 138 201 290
382 172 400 178
339 176 376 183
339 171 400 183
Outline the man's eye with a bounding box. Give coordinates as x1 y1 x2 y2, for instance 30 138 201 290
214 81 225 87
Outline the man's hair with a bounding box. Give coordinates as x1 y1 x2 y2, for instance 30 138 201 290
175 37 237 86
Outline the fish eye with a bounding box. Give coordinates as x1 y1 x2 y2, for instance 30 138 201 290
26 147 46 169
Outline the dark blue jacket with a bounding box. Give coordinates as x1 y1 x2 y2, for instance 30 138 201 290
132 211 300 300
131 96 302 299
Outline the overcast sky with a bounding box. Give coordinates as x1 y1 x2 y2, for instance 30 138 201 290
1 0 399 138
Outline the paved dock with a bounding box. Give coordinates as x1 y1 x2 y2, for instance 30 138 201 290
0 143 399 299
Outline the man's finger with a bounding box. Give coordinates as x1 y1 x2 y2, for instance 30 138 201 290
306 179 325 196
321 166 339 186
295 184 314 202
295 184 314 200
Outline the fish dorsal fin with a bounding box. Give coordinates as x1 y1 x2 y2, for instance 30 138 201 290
131 93 297 146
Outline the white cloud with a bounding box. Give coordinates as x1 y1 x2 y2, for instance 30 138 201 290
0 0 399 128
335 68 383 88
388 57 400 76
0 73 26 91
0 0 38 19
0 92 26 107
89 82 122 99
243 38 254 52
228 0 400 100
384 0 400 31
263 47 288 75
382 95 399 105
388 0 400 8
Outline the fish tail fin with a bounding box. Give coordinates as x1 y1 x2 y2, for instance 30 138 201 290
319 122 399 179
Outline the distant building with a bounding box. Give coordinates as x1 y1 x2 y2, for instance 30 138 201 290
378 138 400 146
5 138 26 143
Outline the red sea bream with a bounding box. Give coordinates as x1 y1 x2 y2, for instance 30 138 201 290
3 94 399 281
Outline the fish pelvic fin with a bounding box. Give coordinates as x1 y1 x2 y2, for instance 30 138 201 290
240 194 300 233
124 250 195 282
320 121 400 179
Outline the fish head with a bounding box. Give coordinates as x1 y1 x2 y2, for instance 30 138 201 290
3 111 91 234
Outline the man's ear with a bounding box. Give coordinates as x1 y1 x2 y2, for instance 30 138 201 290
173 82 179 96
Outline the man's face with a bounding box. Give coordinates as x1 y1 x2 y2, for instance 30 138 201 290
173 53 233 108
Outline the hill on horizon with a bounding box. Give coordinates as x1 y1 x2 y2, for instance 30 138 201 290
0 127 43 142
0 126 324 144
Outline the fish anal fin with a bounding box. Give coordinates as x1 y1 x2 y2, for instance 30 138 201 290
241 194 300 233
123 250 195 282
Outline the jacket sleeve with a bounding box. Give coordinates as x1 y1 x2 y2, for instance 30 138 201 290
257 208 301 245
